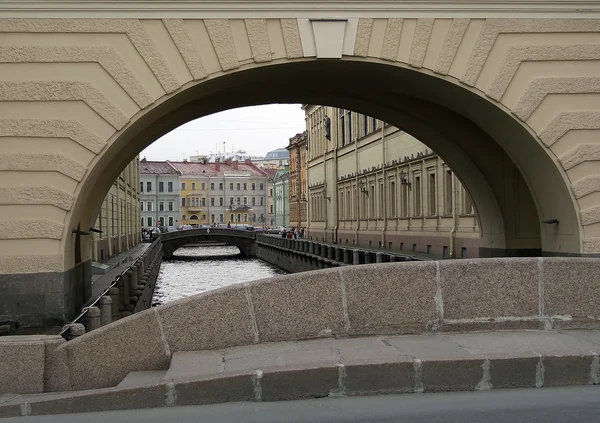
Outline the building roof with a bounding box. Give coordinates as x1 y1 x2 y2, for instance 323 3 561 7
287 132 308 150
140 160 180 175
262 168 278 180
264 148 290 160
169 160 267 177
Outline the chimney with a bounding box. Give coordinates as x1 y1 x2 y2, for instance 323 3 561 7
245 158 252 165
232 160 239 170
215 158 220 172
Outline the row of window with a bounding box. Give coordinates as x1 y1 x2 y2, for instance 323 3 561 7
141 181 266 193
140 181 174 193
180 196 265 207
339 109 379 147
179 213 267 224
97 193 137 237
306 107 382 160
141 201 174 212
337 169 474 221
189 182 264 191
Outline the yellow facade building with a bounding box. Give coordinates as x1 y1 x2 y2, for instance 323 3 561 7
171 160 268 227
305 105 479 258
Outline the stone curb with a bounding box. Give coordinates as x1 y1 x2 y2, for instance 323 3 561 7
1 352 599 418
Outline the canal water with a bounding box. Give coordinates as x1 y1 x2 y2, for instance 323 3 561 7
151 245 286 306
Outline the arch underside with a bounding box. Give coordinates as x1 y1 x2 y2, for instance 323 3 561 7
73 59 578 266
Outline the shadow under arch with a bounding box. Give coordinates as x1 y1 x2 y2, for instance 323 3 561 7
65 58 580 271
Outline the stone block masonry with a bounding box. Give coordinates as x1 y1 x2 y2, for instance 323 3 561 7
3 256 600 398
2 330 600 417
255 234 424 273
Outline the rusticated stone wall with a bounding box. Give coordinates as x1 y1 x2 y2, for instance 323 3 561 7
2 3 600 330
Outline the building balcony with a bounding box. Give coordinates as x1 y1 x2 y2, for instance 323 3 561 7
186 206 204 212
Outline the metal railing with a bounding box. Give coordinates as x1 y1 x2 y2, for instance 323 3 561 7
59 238 161 340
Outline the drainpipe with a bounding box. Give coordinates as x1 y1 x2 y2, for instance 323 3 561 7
155 174 159 231
381 123 387 249
450 172 458 258
323 144 328 243
353 122 360 245
332 113 339 244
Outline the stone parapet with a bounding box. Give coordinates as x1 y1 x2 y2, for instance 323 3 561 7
2 257 600 396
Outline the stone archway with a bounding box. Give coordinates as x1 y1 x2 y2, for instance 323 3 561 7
2 7 600 325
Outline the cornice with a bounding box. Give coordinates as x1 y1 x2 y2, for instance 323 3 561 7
2 1 600 18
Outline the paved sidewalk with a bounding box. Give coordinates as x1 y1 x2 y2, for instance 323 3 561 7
2 330 600 417
91 243 150 297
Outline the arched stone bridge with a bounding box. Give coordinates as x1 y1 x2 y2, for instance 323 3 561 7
159 228 256 258
3 0 600 327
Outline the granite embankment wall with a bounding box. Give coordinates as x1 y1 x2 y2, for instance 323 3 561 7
256 234 425 273
2 257 599 395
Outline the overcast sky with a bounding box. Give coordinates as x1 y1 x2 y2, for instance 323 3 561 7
140 104 306 161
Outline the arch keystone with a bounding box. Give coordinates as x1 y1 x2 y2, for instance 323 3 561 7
354 18 373 57
0 187 74 211
408 18 434 68
0 220 64 240
572 176 600 199
245 19 272 63
559 143 600 171
164 19 208 80
380 18 403 62
204 19 240 71
310 19 347 59
280 19 304 59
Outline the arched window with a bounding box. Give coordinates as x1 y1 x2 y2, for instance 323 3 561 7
189 214 199 220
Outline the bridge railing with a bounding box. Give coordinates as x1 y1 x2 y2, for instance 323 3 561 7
59 237 162 340
158 227 256 241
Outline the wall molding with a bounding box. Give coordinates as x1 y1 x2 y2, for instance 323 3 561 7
2 1 600 18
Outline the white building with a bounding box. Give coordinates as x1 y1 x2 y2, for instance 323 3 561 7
140 160 181 228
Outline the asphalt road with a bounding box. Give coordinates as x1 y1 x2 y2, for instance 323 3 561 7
7 386 600 423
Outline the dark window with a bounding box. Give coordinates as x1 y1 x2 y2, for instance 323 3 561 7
210 183 214 190
146 182 152 192
168 182 173 192
140 182 143 193
181 198 186 207
348 112 352 142
340 114 345 146
159 182 164 192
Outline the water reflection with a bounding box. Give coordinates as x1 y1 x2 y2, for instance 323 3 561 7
152 245 286 306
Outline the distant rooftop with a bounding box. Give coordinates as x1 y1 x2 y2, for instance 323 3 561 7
265 148 290 160
139 159 179 175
